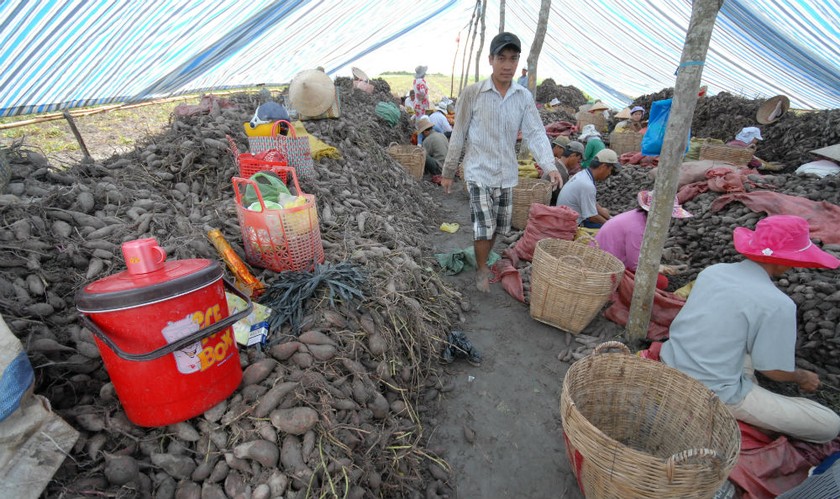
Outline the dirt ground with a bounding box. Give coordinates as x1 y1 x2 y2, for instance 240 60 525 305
425 183 625 498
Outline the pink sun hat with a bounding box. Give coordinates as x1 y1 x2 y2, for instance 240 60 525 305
733 215 840 269
637 191 693 219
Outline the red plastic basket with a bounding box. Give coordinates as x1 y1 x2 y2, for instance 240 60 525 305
226 135 288 181
233 166 324 272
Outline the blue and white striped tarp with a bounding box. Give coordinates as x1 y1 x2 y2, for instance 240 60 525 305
497 0 840 110
0 0 838 117
0 0 458 117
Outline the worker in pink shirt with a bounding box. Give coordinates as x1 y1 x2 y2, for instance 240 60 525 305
595 190 692 289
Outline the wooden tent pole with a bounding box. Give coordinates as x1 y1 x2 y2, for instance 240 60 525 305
626 0 724 341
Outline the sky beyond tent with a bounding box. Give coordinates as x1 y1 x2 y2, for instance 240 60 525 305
0 0 838 117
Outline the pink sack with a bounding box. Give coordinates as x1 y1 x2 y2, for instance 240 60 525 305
492 258 525 303
506 204 578 265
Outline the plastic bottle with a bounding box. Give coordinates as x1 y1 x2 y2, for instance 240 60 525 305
207 229 265 299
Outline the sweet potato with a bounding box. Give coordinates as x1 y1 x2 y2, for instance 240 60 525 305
233 440 279 468
298 330 335 346
241 358 276 386
253 381 297 418
270 407 318 435
151 453 196 480
269 341 300 361
305 343 337 361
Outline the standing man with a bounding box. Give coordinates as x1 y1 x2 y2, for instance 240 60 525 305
441 32 562 292
555 149 618 228
517 68 528 87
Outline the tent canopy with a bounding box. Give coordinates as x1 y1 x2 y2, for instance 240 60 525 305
1 0 838 117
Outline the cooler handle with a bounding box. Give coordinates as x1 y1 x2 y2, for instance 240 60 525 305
80 279 253 362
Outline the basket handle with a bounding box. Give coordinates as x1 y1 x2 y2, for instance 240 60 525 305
665 448 723 483
592 341 631 355
233 176 268 211
558 255 587 276
233 166 305 211
270 120 297 138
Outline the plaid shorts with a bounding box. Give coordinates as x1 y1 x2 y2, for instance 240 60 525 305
467 182 513 240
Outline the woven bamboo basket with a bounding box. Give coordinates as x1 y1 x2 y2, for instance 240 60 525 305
576 111 608 134
387 143 425 179
511 178 552 230
561 341 740 498
698 143 755 166
608 131 643 156
529 239 624 334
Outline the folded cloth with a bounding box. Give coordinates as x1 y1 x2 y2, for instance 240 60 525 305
290 121 341 160
711 190 840 245
435 247 501 275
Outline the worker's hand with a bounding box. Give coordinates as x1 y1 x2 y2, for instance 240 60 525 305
441 177 453 194
795 369 820 393
547 171 563 190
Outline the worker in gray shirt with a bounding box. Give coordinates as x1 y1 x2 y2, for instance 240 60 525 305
555 149 618 228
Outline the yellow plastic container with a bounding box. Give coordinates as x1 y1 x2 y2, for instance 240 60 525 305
243 122 275 138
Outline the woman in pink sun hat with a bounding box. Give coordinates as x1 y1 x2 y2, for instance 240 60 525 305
594 190 692 289
661 215 840 444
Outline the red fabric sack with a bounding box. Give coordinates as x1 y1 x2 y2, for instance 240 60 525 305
491 258 525 303
505 204 578 265
603 270 686 340
711 190 840 245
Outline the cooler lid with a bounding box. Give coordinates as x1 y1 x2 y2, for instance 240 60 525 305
76 259 223 312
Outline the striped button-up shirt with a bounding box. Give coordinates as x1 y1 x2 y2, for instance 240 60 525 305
442 78 556 188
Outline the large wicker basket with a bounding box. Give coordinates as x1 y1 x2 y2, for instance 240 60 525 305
561 342 740 498
529 239 624 334
608 131 643 156
387 143 425 179
576 111 608 134
698 143 754 167
511 178 552 230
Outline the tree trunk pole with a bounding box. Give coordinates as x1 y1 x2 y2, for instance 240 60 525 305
463 0 481 92
526 0 551 96
626 0 723 341
450 33 461 98
474 0 487 83
459 1 479 94
499 0 506 32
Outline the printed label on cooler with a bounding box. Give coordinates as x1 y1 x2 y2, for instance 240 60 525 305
161 315 202 374
161 303 235 374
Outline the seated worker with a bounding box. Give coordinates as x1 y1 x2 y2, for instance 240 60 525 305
661 215 840 444
445 103 456 126
417 119 448 175
429 104 453 138
555 149 618 228
614 106 646 133
404 90 416 114
578 124 605 169
595 190 692 289
545 139 584 205
727 126 763 168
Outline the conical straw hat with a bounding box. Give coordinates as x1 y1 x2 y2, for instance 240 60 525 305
615 107 632 119
756 95 790 124
289 69 335 117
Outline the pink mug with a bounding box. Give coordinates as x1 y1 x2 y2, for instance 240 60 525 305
122 238 167 275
